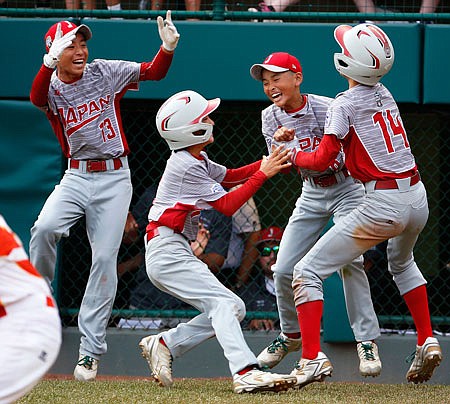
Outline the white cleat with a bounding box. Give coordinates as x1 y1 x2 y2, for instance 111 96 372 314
406 336 442 384
290 352 333 389
73 354 98 381
233 368 297 394
357 341 382 377
139 334 173 387
257 332 302 369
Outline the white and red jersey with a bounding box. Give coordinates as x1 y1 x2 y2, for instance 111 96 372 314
46 59 140 159
262 93 345 177
0 215 53 317
325 83 416 182
30 47 173 159
149 150 228 240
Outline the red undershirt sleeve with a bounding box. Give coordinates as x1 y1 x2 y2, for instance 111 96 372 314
221 160 261 188
30 65 53 108
209 170 267 216
139 46 174 81
294 134 342 172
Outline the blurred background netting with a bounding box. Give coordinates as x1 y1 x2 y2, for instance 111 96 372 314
57 99 450 335
2 0 449 23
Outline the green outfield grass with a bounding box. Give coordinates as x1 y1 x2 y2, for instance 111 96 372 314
17 378 450 404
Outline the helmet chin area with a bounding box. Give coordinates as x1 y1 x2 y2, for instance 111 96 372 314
156 90 220 151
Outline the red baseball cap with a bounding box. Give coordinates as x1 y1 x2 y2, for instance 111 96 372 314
258 226 284 244
44 20 92 51
250 52 302 81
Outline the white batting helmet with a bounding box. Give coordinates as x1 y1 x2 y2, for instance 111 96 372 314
156 90 221 151
333 23 395 86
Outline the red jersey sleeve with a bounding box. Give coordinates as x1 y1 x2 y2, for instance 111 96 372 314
221 160 261 188
139 46 174 81
209 170 267 216
293 134 342 172
30 65 54 108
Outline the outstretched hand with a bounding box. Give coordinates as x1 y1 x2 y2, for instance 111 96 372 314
43 23 76 69
157 10 180 52
259 145 292 179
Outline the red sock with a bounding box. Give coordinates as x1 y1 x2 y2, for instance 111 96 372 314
237 365 257 375
403 285 433 345
296 300 323 359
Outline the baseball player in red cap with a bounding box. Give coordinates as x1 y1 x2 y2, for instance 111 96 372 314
250 51 382 382
0 214 61 402
29 12 179 381
138 89 299 394
287 23 442 386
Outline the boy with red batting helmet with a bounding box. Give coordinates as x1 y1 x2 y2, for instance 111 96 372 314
29 12 179 381
288 23 442 386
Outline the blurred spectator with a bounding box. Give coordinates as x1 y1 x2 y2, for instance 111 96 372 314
238 226 283 331
419 0 440 13
66 0 122 11
195 209 232 275
139 0 200 12
248 0 440 17
221 190 262 289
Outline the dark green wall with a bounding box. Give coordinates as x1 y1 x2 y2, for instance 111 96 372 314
0 101 62 249
0 18 430 102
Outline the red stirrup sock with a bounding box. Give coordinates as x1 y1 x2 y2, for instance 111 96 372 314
296 300 323 359
403 285 433 346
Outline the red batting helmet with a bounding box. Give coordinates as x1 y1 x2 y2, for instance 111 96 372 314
44 20 92 52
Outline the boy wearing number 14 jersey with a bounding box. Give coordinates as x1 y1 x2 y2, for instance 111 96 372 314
289 23 442 386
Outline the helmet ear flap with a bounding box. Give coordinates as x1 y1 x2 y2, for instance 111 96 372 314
155 90 221 151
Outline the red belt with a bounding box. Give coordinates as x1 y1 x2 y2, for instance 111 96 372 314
70 158 123 172
311 168 349 187
374 172 421 190
146 227 160 242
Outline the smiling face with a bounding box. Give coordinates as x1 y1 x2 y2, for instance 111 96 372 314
261 70 303 111
57 32 88 82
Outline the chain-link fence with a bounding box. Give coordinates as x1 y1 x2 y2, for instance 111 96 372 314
56 99 450 335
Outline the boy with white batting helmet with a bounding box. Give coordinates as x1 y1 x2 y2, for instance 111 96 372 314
289 23 442 386
29 11 179 381
250 51 382 382
138 89 298 394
